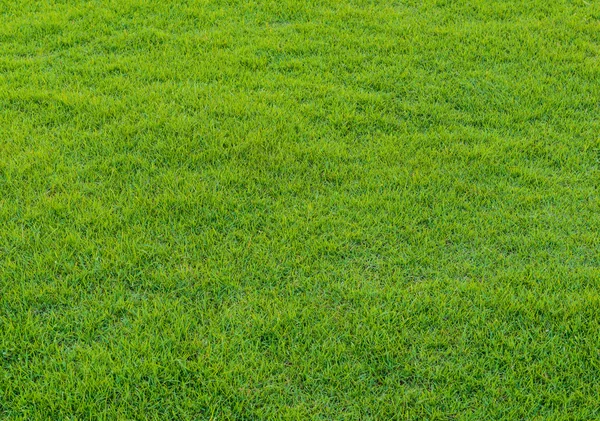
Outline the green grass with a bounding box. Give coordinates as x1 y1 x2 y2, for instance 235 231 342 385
1 0 599 419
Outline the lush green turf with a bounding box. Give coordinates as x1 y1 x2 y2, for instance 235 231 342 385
1 0 599 419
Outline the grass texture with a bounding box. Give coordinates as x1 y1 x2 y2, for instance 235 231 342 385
1 0 599 419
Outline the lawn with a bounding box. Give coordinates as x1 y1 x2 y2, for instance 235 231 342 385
1 0 599 419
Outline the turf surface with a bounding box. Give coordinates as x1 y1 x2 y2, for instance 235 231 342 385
1 0 600 419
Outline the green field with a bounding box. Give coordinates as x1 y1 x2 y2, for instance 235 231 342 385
1 1 599 419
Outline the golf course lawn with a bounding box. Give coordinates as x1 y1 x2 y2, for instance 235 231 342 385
1 0 599 419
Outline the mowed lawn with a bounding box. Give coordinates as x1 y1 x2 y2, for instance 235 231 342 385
1 0 599 419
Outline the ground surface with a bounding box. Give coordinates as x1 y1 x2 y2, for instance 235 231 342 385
1 1 599 419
